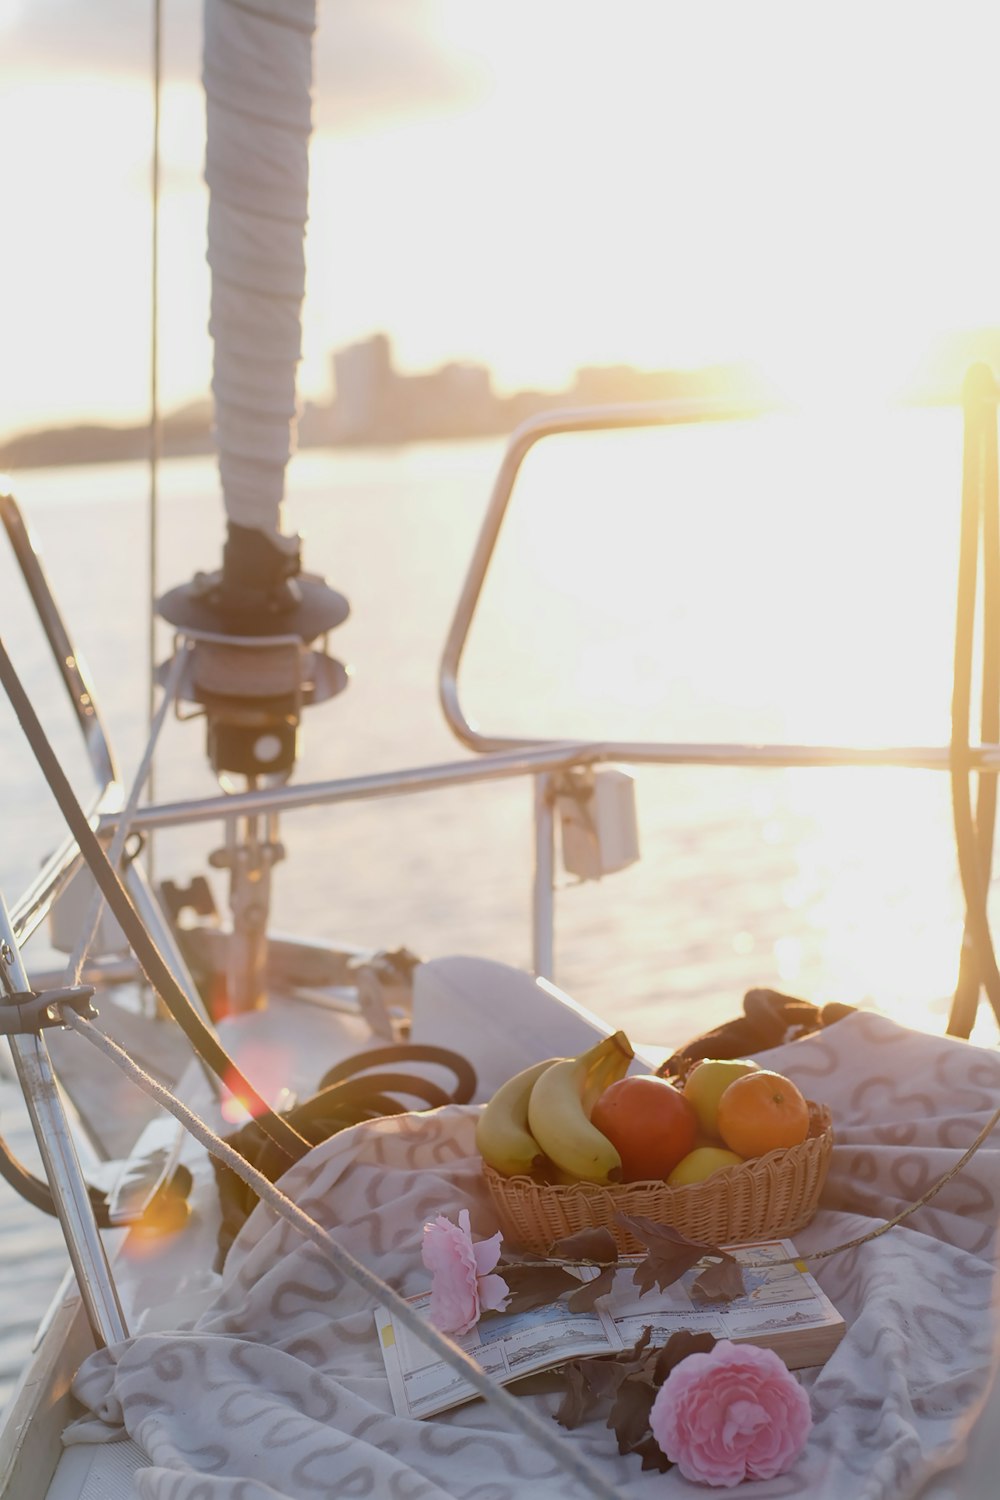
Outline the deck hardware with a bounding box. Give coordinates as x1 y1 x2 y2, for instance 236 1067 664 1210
556 764 640 882
350 948 421 1039
0 892 128 1348
0 985 96 1036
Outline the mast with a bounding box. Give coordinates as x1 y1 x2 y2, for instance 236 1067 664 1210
158 0 349 1011
160 0 347 641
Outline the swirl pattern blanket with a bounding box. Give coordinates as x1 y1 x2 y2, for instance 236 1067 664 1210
66 1012 1000 1498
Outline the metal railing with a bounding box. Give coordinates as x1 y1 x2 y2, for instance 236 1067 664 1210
84 393 1000 987
0 491 123 946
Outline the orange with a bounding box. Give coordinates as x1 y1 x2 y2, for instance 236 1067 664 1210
715 1070 809 1157
681 1058 760 1137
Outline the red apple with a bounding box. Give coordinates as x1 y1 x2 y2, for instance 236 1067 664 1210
591 1075 698 1182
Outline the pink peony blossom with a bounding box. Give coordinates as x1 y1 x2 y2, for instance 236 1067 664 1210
421 1209 510 1335
649 1339 812 1487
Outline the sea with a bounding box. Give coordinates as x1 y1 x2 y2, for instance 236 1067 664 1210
0 406 996 1407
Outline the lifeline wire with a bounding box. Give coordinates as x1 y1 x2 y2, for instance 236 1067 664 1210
59 1009 622 1500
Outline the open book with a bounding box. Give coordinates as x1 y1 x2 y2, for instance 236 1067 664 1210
375 1237 845 1420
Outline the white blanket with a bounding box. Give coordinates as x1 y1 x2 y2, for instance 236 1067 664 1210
66 1011 1000 1498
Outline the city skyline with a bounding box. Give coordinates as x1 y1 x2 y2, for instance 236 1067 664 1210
2 323 997 475
0 331 771 471
4 9 1000 447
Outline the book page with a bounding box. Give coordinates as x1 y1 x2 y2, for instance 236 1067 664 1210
375 1291 614 1420
375 1239 843 1419
607 1240 842 1355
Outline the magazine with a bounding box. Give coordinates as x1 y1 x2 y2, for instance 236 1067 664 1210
374 1237 844 1420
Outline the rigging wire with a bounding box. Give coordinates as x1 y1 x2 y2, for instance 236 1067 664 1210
0 635 311 1166
146 0 163 885
0 649 192 1226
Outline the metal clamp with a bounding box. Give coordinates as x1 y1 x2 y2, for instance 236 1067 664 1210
0 985 96 1035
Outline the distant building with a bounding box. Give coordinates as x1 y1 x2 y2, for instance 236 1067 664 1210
331 333 397 440
392 360 496 440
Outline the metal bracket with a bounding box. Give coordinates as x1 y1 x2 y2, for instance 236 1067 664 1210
0 986 96 1036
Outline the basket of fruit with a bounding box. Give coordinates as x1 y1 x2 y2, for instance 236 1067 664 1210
477 1033 833 1255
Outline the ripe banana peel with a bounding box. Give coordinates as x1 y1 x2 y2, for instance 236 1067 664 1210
527 1030 633 1184
581 1032 634 1114
475 1057 557 1177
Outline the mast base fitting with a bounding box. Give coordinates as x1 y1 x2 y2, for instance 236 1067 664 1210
208 714 299 779
157 523 350 644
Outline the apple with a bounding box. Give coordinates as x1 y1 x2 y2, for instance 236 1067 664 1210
666 1145 745 1187
681 1058 760 1138
591 1075 697 1182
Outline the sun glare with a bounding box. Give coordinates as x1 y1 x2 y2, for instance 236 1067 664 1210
4 8 1000 434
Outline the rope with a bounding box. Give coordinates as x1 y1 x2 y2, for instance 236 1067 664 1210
949 366 1000 1030
60 1009 621 1500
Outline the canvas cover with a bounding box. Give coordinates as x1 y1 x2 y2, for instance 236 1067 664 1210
65 1011 1000 1499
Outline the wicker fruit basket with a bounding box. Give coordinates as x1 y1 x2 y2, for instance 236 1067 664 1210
483 1104 833 1254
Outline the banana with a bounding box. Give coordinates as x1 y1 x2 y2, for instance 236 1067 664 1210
475 1058 557 1177
581 1030 634 1114
527 1031 633 1184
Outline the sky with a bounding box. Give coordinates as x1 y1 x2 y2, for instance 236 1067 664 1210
2 2 1000 439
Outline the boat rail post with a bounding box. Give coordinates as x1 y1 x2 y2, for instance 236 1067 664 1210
0 895 128 1349
532 773 556 979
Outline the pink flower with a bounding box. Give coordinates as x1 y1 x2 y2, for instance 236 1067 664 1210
649 1340 812 1487
421 1209 510 1335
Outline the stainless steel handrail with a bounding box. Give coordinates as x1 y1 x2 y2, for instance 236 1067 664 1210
439 395 779 753
437 393 981 778
97 736 1000 839
0 491 123 945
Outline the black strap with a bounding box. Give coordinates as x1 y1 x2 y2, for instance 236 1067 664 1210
212 1042 477 1266
317 1043 477 1102
0 1123 111 1224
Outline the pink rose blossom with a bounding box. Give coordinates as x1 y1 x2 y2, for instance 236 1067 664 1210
649 1339 812 1487
421 1209 510 1335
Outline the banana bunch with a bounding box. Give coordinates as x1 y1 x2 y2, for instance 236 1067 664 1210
476 1031 633 1184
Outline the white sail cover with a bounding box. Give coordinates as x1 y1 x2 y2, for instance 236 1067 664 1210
203 0 317 534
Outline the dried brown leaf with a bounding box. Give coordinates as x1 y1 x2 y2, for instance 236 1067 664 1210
607 1372 656 1456
636 1436 674 1473
554 1328 653 1432
498 1263 578 1315
615 1213 711 1295
652 1329 717 1385
547 1227 619 1264
553 1361 602 1429
690 1253 745 1304
565 1266 618 1313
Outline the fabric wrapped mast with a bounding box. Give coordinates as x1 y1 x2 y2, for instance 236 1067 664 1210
159 0 348 642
